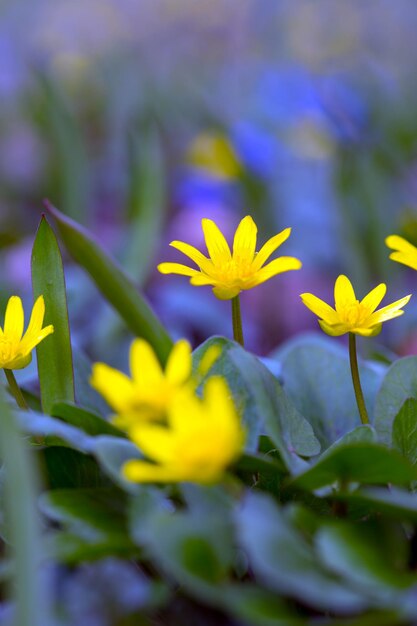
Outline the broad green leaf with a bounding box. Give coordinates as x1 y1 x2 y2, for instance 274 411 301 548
40 488 137 564
45 531 138 565
392 398 417 465
93 435 142 493
316 521 417 605
124 126 166 286
131 505 234 606
236 492 366 613
193 337 320 460
222 585 302 626
43 447 104 489
374 356 417 444
44 201 172 364
15 410 94 453
336 487 417 523
31 216 75 414
276 334 384 449
289 443 417 491
51 401 124 439
0 388 49 626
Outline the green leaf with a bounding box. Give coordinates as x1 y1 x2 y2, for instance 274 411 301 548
193 337 320 460
0 388 49 626
51 401 125 439
31 215 75 414
276 334 384 449
236 492 366 613
222 585 303 626
337 487 417 523
42 447 104 489
40 488 137 564
374 356 417 445
93 436 143 493
124 125 166 286
392 398 417 466
316 521 417 604
289 443 417 491
131 505 234 606
15 410 94 453
44 201 173 364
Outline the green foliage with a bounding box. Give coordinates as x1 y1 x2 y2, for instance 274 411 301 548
44 201 173 364
31 216 75 414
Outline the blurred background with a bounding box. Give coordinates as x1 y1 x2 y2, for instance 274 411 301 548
2 0 417 362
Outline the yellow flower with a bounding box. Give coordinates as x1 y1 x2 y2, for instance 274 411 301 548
386 234 417 270
123 377 245 484
90 338 193 428
301 275 411 337
0 295 54 370
158 215 302 300
187 131 241 180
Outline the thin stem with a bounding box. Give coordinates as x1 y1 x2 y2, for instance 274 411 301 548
348 333 369 425
4 369 29 411
231 295 244 346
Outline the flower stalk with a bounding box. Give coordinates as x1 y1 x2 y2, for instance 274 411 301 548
231 295 244 346
4 369 29 411
348 333 369 425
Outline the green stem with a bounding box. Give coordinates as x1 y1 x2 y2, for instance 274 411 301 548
231 295 244 346
348 333 369 425
4 369 29 411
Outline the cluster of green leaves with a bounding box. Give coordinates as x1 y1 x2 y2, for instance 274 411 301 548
3 208 417 625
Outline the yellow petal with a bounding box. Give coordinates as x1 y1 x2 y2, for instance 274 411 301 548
300 293 339 324
25 296 46 335
130 425 176 464
212 285 241 300
318 320 348 336
19 324 54 354
353 324 382 337
190 274 216 286
232 216 257 263
90 363 135 412
157 262 199 277
251 256 302 286
252 227 292 271
334 275 356 312
123 459 182 483
360 283 387 313
129 339 163 388
367 294 411 325
386 235 417 270
3 296 24 344
201 219 232 264
170 241 213 273
3 353 32 370
165 339 192 385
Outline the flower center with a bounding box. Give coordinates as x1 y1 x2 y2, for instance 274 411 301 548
214 259 253 284
341 302 369 327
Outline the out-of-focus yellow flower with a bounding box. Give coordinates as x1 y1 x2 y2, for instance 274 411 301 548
0 296 54 370
123 377 245 484
301 275 410 337
187 131 241 180
386 234 417 271
90 338 193 428
158 215 302 300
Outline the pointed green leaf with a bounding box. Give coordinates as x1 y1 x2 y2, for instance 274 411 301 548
44 201 172 364
31 215 75 414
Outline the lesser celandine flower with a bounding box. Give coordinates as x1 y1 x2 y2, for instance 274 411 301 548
158 215 301 345
301 275 411 425
386 234 417 270
123 377 245 484
0 295 54 409
90 338 193 428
